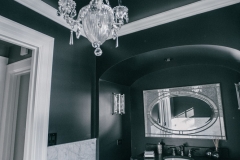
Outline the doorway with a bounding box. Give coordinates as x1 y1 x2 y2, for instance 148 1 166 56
0 49 31 160
0 15 54 160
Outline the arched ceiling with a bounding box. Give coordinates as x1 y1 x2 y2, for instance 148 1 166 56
100 45 240 86
96 4 240 79
21 0 240 83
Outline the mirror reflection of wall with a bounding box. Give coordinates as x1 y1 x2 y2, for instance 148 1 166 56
173 97 212 118
152 96 214 131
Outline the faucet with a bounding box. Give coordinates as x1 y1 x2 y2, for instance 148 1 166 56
188 148 199 158
178 145 184 156
168 147 176 156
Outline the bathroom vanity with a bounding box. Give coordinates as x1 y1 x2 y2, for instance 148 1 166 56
130 83 239 160
133 155 234 160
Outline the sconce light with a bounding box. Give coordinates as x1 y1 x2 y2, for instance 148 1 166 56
234 82 240 110
113 93 125 115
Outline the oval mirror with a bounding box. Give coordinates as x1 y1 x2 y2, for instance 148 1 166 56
143 84 226 139
151 96 214 131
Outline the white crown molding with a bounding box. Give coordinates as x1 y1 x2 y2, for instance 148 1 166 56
14 0 85 36
14 0 240 37
15 0 69 29
118 0 240 36
0 15 54 160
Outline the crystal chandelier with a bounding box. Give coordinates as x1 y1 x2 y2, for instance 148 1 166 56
57 0 129 56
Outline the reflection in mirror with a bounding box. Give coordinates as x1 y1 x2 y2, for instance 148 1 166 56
151 97 213 131
143 84 226 139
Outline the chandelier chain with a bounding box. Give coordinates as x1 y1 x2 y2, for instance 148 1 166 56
118 0 122 5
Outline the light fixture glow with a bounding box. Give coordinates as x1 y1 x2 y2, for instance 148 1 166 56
113 93 125 115
164 58 172 62
57 0 129 56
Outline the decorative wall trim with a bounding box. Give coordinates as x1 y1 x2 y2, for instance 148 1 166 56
14 0 240 37
0 15 54 160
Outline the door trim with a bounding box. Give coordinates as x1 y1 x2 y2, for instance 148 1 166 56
5 58 31 160
0 15 54 160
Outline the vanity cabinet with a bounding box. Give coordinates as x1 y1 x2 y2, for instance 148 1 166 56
132 152 236 160
132 156 234 160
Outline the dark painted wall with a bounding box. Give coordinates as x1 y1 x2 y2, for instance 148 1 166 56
99 80 131 160
0 1 95 144
0 44 9 57
96 4 240 78
130 65 240 159
0 43 32 64
8 46 32 64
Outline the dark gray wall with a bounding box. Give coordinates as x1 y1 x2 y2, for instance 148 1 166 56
8 46 32 64
96 4 240 78
130 65 240 159
0 41 32 63
0 1 96 144
0 44 9 57
99 80 131 160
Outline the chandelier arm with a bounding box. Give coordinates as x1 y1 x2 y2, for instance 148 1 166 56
105 0 110 6
116 35 118 48
76 23 82 39
69 30 74 45
57 0 78 28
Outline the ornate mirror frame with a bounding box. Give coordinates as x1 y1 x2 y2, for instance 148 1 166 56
143 83 226 139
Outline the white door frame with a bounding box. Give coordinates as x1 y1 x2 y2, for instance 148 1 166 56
5 58 31 160
0 15 54 160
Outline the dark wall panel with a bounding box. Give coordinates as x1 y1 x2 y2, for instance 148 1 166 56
8 46 32 64
0 1 95 144
99 80 131 160
130 65 240 159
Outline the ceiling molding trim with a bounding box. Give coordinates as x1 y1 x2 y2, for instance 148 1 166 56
118 0 240 36
15 0 240 38
14 0 68 28
15 0 66 28
14 0 86 36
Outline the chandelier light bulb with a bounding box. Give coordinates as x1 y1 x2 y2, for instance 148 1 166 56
57 0 129 56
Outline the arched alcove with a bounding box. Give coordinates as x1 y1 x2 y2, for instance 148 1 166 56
100 45 240 86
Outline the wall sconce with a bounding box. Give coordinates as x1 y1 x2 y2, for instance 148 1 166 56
113 93 125 115
234 82 240 110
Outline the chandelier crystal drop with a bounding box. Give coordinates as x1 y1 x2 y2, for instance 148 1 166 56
57 0 129 56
